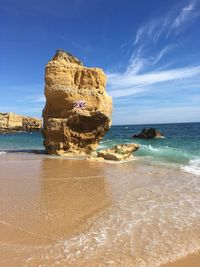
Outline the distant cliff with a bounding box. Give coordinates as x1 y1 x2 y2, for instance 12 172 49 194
0 112 42 133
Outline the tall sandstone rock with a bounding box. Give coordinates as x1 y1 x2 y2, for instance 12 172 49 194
43 50 112 155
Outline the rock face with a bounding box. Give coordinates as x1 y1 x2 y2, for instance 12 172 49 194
133 128 164 139
97 144 139 161
43 50 112 155
0 112 42 133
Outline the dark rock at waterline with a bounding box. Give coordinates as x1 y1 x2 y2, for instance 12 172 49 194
133 128 164 139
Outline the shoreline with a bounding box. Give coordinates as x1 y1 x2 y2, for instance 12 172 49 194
0 152 200 266
0 149 141 164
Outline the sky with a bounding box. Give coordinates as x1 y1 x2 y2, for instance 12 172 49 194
1 0 200 125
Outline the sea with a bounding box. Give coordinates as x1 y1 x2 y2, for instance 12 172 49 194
0 122 200 176
1 122 200 266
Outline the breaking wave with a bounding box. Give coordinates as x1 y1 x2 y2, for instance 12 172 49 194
136 144 191 163
182 159 200 176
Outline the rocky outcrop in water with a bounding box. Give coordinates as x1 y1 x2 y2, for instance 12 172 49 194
97 144 139 161
0 112 42 133
43 50 112 155
133 128 164 139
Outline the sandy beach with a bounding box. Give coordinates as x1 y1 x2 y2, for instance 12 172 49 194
161 251 200 267
0 152 200 266
2 0 200 265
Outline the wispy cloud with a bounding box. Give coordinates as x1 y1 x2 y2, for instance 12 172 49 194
107 0 200 99
134 17 167 45
170 2 197 31
31 95 45 103
113 106 200 125
152 45 175 65
134 0 199 45
108 66 200 97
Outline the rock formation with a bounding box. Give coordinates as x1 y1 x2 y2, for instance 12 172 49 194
43 50 112 155
97 144 139 161
133 128 164 139
0 112 42 133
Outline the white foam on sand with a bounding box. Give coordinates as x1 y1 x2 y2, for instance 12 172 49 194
182 159 200 176
34 166 200 267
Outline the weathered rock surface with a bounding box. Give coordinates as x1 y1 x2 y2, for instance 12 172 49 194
0 112 42 133
133 128 164 139
43 50 112 155
97 144 139 161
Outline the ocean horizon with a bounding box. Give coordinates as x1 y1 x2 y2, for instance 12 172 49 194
1 122 200 176
2 0 200 265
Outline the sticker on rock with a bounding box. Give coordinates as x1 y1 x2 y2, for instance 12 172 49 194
73 101 86 109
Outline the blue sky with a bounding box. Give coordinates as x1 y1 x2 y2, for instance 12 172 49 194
1 0 200 125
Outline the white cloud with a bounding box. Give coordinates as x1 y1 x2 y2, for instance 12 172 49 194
133 0 200 47
31 95 45 103
109 87 146 98
134 17 169 45
171 2 195 29
108 66 200 97
122 44 176 79
152 45 175 65
112 106 200 125
107 0 200 98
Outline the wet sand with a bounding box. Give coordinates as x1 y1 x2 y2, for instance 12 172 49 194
160 251 200 267
0 153 200 266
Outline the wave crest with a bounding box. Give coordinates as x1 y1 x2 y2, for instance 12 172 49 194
137 144 190 163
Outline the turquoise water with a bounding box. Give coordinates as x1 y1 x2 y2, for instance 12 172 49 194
0 122 200 174
0 131 44 151
102 122 200 163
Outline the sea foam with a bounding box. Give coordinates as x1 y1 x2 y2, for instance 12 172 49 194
182 159 200 176
138 144 190 162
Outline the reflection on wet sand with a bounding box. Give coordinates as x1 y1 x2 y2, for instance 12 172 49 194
0 154 111 266
1 153 200 267
38 158 112 237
